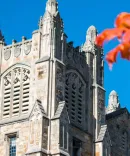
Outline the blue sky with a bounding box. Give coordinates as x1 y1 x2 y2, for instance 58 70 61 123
0 0 130 110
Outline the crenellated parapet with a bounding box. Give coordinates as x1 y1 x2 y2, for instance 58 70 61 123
0 29 42 74
1 38 32 72
3 38 32 61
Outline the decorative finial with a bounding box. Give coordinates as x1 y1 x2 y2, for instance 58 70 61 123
46 0 58 15
106 90 120 114
86 25 97 44
22 36 26 42
82 25 98 52
12 39 17 44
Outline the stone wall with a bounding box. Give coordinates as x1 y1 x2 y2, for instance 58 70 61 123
0 121 29 156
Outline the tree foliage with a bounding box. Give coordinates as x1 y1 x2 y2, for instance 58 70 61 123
95 12 130 69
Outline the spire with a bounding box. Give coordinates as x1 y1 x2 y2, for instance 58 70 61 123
86 25 97 44
106 90 120 114
45 0 58 15
82 25 97 52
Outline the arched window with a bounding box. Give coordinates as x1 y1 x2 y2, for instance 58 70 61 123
1 65 30 118
65 70 86 128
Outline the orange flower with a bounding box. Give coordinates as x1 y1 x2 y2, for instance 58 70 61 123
95 12 130 69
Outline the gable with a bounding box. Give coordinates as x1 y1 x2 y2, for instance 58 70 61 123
29 100 47 120
52 101 70 123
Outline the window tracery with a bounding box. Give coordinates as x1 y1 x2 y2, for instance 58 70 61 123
65 70 86 128
2 66 30 118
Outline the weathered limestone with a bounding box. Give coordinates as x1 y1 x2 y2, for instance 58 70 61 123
1 0 127 156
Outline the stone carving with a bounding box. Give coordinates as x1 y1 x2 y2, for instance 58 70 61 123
13 68 21 84
86 25 97 44
24 44 31 55
79 80 84 93
65 73 71 85
66 72 84 91
37 65 47 80
4 68 30 86
4 72 11 86
14 46 21 57
55 63 64 109
71 73 78 90
23 68 30 82
4 49 11 60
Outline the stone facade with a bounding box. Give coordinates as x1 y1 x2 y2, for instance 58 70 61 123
106 91 130 156
0 0 129 156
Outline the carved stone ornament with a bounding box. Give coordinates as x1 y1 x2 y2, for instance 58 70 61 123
66 72 85 93
79 80 84 93
4 72 11 86
14 46 21 57
37 65 47 80
13 68 21 84
4 49 11 60
24 44 31 55
23 69 30 82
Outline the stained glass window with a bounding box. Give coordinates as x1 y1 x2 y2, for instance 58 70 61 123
9 137 16 156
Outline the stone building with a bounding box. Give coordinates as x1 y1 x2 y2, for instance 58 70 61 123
106 91 130 156
0 0 129 156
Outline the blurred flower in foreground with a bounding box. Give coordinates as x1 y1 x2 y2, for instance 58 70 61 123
95 12 130 70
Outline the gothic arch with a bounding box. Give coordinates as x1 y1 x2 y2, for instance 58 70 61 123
66 65 88 84
0 63 31 119
1 62 30 77
65 69 86 128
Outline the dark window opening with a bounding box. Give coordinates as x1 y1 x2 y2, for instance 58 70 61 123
72 138 82 156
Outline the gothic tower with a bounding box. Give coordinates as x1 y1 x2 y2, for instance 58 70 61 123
82 25 105 140
0 0 112 156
